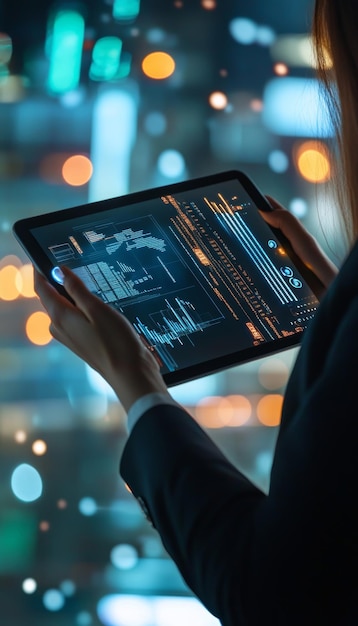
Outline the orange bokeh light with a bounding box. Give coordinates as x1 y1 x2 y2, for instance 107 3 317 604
62 155 93 186
142 52 176 80
16 264 36 298
0 265 21 300
201 0 216 9
25 311 52 346
257 394 284 427
274 62 289 76
295 141 331 183
195 395 252 429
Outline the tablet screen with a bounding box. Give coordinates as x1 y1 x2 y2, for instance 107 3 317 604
17 173 320 384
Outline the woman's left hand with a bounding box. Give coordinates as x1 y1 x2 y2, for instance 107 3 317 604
34 267 169 412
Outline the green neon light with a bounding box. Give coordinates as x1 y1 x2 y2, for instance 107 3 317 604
89 37 123 81
47 11 85 94
113 0 140 21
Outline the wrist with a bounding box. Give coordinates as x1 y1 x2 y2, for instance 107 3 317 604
109 356 168 414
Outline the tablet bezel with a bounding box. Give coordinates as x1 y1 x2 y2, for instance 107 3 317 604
13 169 323 386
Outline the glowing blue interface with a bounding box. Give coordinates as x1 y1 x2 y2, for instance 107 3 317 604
31 179 319 374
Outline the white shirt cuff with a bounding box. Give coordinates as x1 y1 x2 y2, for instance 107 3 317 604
126 392 181 433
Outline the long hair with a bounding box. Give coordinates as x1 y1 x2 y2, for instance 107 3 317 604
313 0 358 243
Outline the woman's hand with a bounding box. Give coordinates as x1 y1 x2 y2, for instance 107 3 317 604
34 267 168 412
262 196 339 289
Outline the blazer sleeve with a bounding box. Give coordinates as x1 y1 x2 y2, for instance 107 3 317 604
120 296 358 626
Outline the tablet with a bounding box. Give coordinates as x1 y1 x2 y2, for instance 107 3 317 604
13 170 322 386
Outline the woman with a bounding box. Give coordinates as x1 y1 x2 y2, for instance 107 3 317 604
34 1 358 624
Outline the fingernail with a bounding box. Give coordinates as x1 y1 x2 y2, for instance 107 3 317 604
51 266 65 285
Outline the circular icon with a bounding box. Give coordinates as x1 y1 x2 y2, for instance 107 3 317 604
289 277 303 288
268 239 278 249
51 266 65 285
280 266 293 277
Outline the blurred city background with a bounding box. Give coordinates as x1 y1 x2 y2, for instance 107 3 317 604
0 1 344 625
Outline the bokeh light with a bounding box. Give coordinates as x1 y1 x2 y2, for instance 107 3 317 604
78 497 97 516
39 521 50 532
15 264 36 298
201 0 217 10
144 111 167 136
11 463 43 502
268 150 289 173
195 395 251 428
258 359 289 390
274 62 289 76
25 311 52 346
256 25 276 46
289 197 308 218
77 611 93 626
60 579 76 596
22 578 37 594
0 265 20 300
208 91 228 110
110 543 138 570
32 439 47 456
229 18 257 45
257 394 284 426
141 52 175 79
14 430 27 444
295 140 331 183
250 98 263 112
157 149 186 178
43 589 65 612
62 154 93 186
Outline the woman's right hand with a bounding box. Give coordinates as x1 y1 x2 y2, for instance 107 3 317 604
261 196 339 289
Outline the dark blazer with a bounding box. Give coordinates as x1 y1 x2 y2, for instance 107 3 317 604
120 240 358 626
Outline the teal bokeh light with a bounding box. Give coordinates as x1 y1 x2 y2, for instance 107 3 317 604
47 10 85 94
113 0 140 21
89 37 123 82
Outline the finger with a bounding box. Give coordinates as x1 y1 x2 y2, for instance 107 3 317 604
34 268 73 316
61 267 104 321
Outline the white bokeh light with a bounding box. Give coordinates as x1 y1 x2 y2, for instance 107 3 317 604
22 578 37 594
